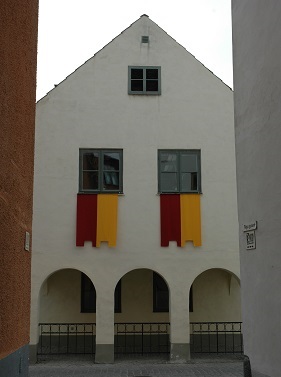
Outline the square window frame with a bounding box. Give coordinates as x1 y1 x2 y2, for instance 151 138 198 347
79 148 123 194
128 66 161 95
158 149 201 194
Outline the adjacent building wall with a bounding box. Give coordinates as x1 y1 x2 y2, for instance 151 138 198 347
232 2 281 377
0 1 38 375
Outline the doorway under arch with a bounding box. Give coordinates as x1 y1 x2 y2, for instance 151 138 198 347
189 268 242 354
37 268 96 357
114 268 170 357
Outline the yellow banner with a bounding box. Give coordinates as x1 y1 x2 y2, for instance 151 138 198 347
180 194 201 247
96 194 118 247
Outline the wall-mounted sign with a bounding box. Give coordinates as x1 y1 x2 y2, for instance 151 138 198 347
245 230 256 250
243 221 257 232
243 221 257 250
25 231 30 251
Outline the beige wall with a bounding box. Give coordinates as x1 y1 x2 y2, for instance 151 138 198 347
190 269 241 322
40 269 96 323
115 269 169 323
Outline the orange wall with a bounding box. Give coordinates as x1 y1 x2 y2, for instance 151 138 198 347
0 0 38 359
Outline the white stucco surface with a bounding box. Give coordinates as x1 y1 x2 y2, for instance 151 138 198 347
31 15 240 353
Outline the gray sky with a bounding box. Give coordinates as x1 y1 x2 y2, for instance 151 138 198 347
36 0 232 100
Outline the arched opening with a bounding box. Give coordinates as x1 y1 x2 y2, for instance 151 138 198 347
38 268 96 357
189 268 242 354
114 268 170 357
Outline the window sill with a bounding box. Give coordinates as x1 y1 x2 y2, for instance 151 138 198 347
156 192 202 195
78 192 124 195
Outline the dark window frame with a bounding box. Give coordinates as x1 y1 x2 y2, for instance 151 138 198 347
81 273 122 313
153 272 169 312
81 273 96 313
128 66 161 95
158 149 201 193
79 148 123 194
114 280 122 313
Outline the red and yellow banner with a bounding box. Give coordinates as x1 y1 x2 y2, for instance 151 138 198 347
160 194 201 247
76 194 118 247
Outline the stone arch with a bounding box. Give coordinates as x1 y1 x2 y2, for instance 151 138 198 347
36 268 97 358
39 268 97 324
113 268 170 356
189 267 241 323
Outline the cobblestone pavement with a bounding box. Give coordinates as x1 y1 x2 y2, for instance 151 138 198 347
29 355 244 377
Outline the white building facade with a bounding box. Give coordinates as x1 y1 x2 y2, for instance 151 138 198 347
31 15 241 363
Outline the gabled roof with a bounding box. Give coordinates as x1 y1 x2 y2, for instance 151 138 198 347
38 14 231 102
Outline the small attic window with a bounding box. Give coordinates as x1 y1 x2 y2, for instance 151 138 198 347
141 36 149 43
128 66 161 95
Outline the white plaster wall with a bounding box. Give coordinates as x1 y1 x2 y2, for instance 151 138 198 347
232 2 281 376
32 16 240 346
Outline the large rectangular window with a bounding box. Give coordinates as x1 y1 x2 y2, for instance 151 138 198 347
79 149 123 193
158 150 201 193
128 66 161 95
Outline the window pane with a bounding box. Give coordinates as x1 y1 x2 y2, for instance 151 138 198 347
131 80 143 91
83 171 99 190
83 152 99 170
103 152 120 171
81 273 96 313
83 292 96 312
181 172 198 191
181 153 198 172
160 152 178 172
153 273 169 312
103 172 119 190
146 80 158 91
131 69 143 79
155 291 169 310
114 280 121 313
146 69 158 79
161 172 178 191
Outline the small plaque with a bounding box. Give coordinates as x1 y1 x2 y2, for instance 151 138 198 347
243 221 257 232
246 230 256 250
25 231 30 251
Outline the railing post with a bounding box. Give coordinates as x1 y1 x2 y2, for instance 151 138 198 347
58 324 61 354
66 324 69 354
49 324 52 354
141 323 144 355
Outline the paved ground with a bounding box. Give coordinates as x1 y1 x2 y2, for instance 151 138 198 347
29 355 244 377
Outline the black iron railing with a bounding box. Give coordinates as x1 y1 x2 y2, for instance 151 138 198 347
38 323 96 355
190 322 243 354
37 321 242 356
114 322 170 355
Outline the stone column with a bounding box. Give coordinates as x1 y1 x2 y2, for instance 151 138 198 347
95 286 115 363
169 285 190 363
